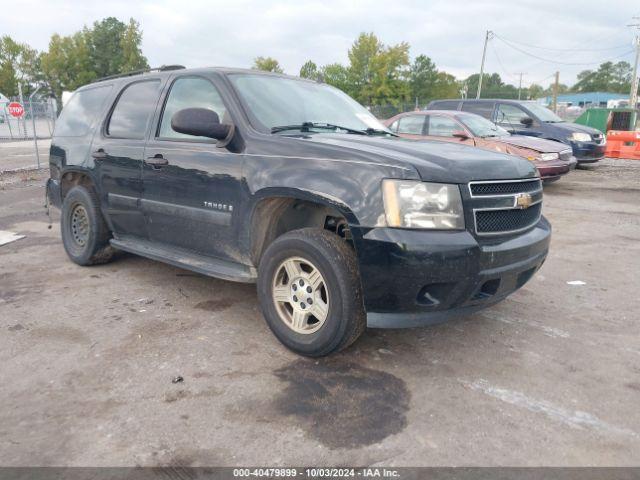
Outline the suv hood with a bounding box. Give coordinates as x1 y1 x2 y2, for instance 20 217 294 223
542 121 601 137
495 135 569 153
298 134 537 183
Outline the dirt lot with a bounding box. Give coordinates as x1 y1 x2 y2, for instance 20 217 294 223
0 160 639 467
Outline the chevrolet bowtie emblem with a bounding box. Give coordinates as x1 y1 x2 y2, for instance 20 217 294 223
515 193 533 209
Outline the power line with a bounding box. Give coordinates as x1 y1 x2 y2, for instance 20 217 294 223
492 34 630 52
507 28 633 76
495 36 635 66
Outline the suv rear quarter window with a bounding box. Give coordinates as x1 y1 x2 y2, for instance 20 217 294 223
53 85 113 137
107 80 161 139
430 100 460 110
461 101 495 119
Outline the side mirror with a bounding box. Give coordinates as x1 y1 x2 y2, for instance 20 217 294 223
520 117 533 127
452 130 469 140
171 108 231 140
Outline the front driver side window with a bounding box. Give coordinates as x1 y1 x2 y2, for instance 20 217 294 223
497 104 531 126
159 77 228 140
427 115 460 137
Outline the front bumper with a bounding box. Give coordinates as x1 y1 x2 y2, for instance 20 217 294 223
536 159 572 181
570 141 606 163
46 178 62 208
352 217 551 328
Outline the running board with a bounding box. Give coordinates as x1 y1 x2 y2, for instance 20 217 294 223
110 237 257 283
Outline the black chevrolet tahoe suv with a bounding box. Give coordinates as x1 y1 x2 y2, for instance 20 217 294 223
427 99 606 164
47 66 551 356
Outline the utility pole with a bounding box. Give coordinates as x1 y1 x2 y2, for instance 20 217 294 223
29 85 42 168
516 72 527 100
476 30 492 99
628 18 640 109
551 71 560 114
18 83 27 138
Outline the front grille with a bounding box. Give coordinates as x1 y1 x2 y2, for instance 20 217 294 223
470 179 541 196
476 203 542 234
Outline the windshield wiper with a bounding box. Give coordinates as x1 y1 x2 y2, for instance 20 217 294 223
365 127 398 137
271 122 397 136
271 122 366 135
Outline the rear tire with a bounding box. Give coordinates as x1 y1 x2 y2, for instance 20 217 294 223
61 185 114 266
257 228 366 357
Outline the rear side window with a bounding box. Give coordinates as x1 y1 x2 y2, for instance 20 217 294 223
430 101 460 110
54 85 113 137
461 102 495 119
397 115 426 135
107 80 161 139
158 77 228 140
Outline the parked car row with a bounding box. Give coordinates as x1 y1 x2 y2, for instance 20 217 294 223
385 98 606 183
384 110 576 182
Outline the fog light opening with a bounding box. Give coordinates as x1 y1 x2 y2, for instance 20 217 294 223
473 279 501 300
416 282 456 307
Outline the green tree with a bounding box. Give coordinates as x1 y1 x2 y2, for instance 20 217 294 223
120 19 149 72
347 32 410 106
409 54 438 103
409 54 459 105
39 17 148 103
430 72 460 100
299 60 319 80
41 31 95 102
253 56 284 73
464 72 520 99
88 17 127 78
527 83 545 99
319 63 352 94
573 61 633 93
0 36 41 96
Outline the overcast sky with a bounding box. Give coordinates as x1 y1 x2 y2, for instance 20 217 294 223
5 0 640 88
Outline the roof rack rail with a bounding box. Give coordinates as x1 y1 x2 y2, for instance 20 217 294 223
92 65 186 83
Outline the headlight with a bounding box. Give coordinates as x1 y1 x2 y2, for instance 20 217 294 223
568 132 591 142
382 180 464 229
537 152 559 161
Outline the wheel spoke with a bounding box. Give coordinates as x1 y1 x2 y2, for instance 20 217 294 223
309 299 328 322
283 259 302 280
307 268 323 290
292 309 308 330
273 285 290 303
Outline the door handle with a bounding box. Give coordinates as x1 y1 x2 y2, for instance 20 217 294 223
91 149 107 160
145 155 169 167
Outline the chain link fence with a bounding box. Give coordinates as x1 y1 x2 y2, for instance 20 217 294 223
368 103 421 120
0 99 57 140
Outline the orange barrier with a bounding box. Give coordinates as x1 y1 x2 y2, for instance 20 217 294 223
605 130 640 160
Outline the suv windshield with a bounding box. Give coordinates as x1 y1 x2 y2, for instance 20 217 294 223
457 113 509 137
523 102 563 123
229 74 390 134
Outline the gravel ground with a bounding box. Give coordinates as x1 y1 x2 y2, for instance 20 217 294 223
0 159 639 467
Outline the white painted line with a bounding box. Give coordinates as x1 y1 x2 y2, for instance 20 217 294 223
567 280 586 285
462 379 637 438
0 230 25 246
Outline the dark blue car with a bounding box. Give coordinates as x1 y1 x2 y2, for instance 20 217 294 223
427 99 606 164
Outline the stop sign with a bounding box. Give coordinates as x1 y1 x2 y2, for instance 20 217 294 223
7 102 24 118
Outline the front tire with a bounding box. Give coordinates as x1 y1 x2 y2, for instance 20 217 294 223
61 185 114 266
257 228 366 357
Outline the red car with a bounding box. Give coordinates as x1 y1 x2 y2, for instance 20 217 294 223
385 110 576 182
